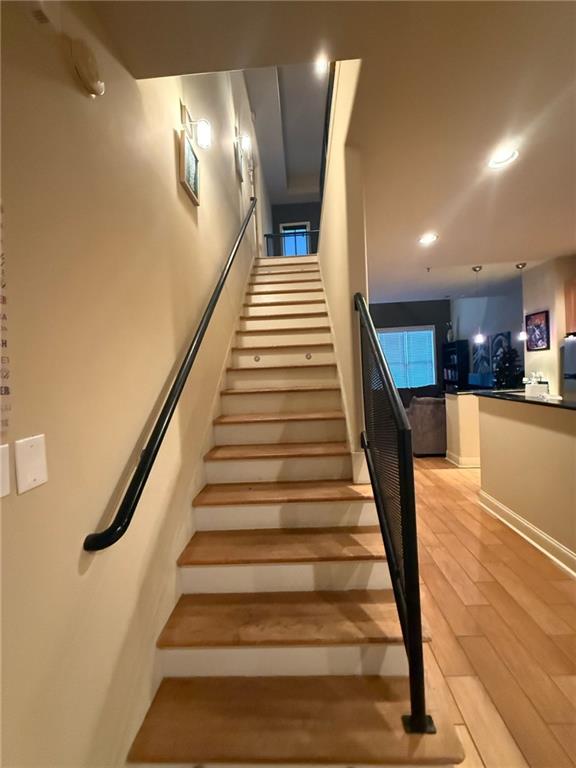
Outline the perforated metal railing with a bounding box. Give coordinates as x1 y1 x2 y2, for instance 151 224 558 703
355 292 435 734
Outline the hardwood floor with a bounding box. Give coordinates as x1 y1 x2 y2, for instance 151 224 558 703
415 457 576 768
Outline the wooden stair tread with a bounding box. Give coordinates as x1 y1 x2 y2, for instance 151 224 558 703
178 525 384 566
157 590 402 648
247 286 323 295
193 479 374 507
204 441 350 461
240 311 329 319
232 342 333 351
227 363 337 371
214 410 345 425
127 676 464 765
244 299 326 306
237 326 331 334
253 266 320 273
250 277 320 284
220 385 340 395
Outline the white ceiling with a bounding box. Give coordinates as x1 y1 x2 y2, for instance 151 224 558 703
347 4 576 302
244 63 328 204
96 2 576 299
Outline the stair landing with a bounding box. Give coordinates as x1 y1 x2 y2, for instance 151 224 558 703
128 676 464 765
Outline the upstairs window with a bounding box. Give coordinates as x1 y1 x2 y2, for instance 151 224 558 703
376 326 436 389
281 222 310 256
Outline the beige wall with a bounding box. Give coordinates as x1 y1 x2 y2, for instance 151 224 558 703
523 256 576 395
445 394 480 468
479 397 576 573
318 60 367 459
1 3 269 766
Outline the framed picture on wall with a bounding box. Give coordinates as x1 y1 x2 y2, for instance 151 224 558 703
234 126 244 182
491 331 511 372
525 310 550 351
179 130 200 206
472 338 491 374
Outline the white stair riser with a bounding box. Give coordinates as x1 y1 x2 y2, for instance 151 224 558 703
243 303 326 318
250 264 320 280
239 316 329 331
246 291 325 305
193 501 378 531
214 420 347 445
133 763 435 768
133 762 444 768
248 280 323 292
230 348 335 369
205 455 352 484
179 561 390 593
220 390 342 415
256 256 318 267
226 367 338 389
157 645 408 678
250 271 321 283
235 330 332 347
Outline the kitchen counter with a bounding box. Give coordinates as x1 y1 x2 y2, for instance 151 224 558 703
478 395 576 574
477 390 576 411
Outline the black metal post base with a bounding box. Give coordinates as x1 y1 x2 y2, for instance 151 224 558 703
401 714 437 734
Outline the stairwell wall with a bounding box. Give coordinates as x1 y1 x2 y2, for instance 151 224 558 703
318 60 367 466
1 3 269 766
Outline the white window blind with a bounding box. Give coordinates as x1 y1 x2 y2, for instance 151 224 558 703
376 326 436 389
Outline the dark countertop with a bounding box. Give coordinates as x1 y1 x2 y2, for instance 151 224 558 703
447 388 523 397
476 391 576 411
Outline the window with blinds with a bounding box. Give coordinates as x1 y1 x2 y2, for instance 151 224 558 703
376 326 436 388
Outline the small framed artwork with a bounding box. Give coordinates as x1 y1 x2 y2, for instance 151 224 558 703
179 130 199 206
180 101 192 137
525 310 550 351
234 127 244 182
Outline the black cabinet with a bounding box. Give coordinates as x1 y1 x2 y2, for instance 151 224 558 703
442 340 469 391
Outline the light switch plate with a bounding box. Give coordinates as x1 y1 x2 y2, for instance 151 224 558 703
15 435 48 494
0 444 10 498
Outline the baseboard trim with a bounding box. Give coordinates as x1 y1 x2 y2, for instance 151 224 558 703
446 450 480 468
478 490 576 577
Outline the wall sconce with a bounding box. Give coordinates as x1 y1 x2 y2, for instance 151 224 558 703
240 134 252 154
182 118 212 150
182 107 212 150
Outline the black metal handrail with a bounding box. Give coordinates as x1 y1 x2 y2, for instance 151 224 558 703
84 198 258 551
264 230 320 258
354 292 435 734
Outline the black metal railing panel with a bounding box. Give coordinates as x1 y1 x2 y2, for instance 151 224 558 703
83 198 257 551
354 292 435 735
264 230 319 258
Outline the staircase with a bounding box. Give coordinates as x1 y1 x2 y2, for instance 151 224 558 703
127 254 463 766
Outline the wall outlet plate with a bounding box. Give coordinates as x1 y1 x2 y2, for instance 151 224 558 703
0 444 10 498
15 434 48 494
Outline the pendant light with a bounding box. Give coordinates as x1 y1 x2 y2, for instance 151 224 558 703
472 266 486 344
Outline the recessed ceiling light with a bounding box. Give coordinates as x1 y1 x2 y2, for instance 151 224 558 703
419 231 438 247
314 54 330 76
515 262 527 270
472 265 483 273
488 143 519 169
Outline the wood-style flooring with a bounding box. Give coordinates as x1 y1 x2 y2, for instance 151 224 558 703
415 457 576 768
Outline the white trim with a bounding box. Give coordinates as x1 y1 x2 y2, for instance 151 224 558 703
446 450 480 469
478 490 576 577
280 220 311 232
